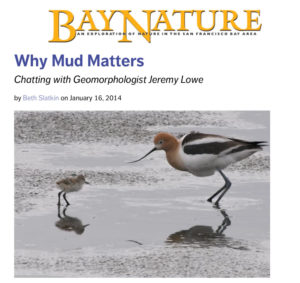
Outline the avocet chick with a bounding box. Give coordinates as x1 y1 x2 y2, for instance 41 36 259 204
56 174 90 206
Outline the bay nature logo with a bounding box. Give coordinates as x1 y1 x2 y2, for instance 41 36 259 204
49 9 262 43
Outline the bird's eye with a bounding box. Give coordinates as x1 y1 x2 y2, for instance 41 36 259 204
159 140 163 144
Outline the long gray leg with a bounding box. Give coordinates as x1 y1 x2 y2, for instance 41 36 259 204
57 191 63 206
63 192 70 206
207 170 231 205
207 184 226 202
214 170 231 206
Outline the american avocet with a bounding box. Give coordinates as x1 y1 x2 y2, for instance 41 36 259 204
130 132 266 206
56 175 90 206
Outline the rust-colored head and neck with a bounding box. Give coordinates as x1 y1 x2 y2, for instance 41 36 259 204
153 132 179 151
130 132 186 171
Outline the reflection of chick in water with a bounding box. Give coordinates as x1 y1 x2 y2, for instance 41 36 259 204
55 206 89 235
167 210 231 246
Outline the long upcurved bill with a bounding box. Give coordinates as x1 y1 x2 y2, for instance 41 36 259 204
128 147 157 163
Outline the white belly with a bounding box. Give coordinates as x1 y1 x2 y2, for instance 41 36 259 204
181 153 218 176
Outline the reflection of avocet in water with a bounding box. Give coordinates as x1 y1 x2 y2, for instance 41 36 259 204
56 174 90 206
165 209 246 249
130 132 266 206
55 206 89 235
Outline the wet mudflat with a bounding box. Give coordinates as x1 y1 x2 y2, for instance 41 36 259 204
14 111 270 277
